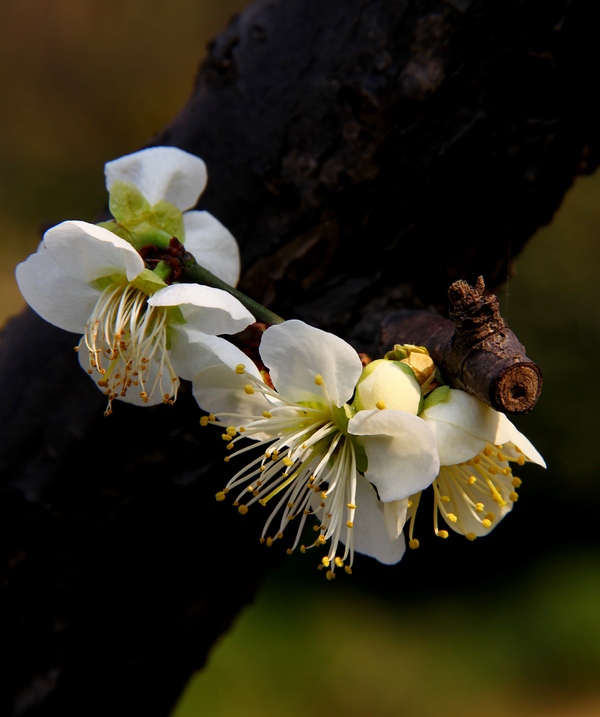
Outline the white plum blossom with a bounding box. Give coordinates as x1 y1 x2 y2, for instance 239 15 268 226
103 146 241 286
414 388 546 542
16 220 254 413
16 146 253 413
193 320 440 576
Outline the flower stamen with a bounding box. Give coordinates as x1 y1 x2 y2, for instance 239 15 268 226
83 282 179 414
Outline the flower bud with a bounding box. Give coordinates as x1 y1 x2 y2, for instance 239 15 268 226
353 359 421 414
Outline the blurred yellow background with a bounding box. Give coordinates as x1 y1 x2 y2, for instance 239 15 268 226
2 3 599 716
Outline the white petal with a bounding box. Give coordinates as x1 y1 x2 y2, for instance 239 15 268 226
348 477 407 565
192 363 272 419
495 414 546 467
349 409 440 502
149 284 254 335
260 320 363 407
42 220 144 283
105 147 207 210
421 389 502 465
383 499 409 541
16 247 100 334
183 211 241 287
169 328 261 383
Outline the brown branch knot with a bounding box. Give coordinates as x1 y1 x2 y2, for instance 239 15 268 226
380 277 543 415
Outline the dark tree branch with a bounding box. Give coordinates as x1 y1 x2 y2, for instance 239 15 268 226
2 0 599 715
382 277 543 414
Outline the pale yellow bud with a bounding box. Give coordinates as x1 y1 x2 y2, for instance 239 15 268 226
353 359 421 414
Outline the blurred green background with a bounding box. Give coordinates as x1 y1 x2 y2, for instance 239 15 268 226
2 2 599 716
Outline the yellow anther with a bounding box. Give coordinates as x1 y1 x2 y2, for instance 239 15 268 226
512 477 522 488
244 384 255 395
200 416 209 426
277 532 284 539
481 518 492 529
465 532 477 541
238 504 249 515
440 495 450 503
407 500 413 508
314 374 324 386
208 414 216 421
485 512 495 522
334 557 343 568
497 451 506 462
502 467 512 476
322 556 330 567
326 570 335 580
509 491 519 502
224 456 231 463
286 548 293 555
300 545 306 554
344 565 353 575
215 491 227 502
346 521 354 529
468 476 477 485
447 513 458 523
317 535 326 545
266 537 273 547
375 400 386 410
226 442 235 450
262 411 273 418
488 466 499 475
246 486 254 493
472 456 481 464
221 433 233 441
437 530 449 539
483 446 493 457
235 363 246 374
517 455 525 466
347 503 357 510
283 457 293 467
227 426 237 436
409 539 420 549
239 426 246 433
475 502 485 512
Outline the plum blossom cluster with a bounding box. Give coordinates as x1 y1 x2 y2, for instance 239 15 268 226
16 146 545 577
193 321 545 578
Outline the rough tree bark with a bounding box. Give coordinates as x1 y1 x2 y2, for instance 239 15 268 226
1 0 598 715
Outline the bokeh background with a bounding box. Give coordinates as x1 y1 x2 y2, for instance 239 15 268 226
2 2 599 716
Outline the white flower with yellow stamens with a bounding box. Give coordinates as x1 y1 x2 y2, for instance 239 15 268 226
413 388 546 542
16 220 254 413
193 320 439 576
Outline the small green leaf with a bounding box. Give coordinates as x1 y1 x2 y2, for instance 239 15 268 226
96 220 136 244
109 180 150 225
149 199 185 240
354 441 368 474
422 385 451 411
131 268 168 296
